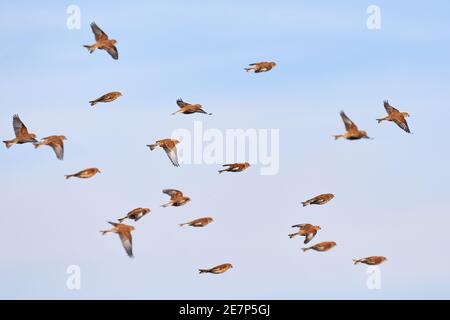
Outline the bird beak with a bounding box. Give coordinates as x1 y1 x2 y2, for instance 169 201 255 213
365 136 374 140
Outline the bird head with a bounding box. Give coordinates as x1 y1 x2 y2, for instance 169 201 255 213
271 62 277 67
402 112 410 118
173 139 180 145
244 162 251 168
129 226 136 231
60 135 68 140
95 168 102 174
144 208 151 214
111 39 117 45
229 264 234 268
208 217 214 223
315 226 322 231
30 133 37 139
184 197 191 203
362 131 373 139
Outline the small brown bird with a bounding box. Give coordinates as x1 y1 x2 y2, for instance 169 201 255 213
84 22 118 60
89 91 122 106
173 99 212 115
377 101 411 133
34 135 67 160
218 162 251 174
118 208 151 223
353 256 387 266
334 111 372 140
289 224 321 244
180 217 214 227
302 241 337 253
245 62 277 73
161 189 191 207
199 263 233 275
302 194 335 207
147 139 180 167
3 114 37 149
65 168 101 179
101 222 135 258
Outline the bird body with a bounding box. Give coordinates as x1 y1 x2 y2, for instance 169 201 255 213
118 208 151 223
245 62 277 73
377 101 411 133
89 91 122 106
302 194 335 207
101 222 135 258
180 217 214 227
334 111 372 140
289 224 321 244
219 162 251 174
173 99 211 115
34 135 67 160
65 168 101 179
302 241 336 253
162 189 191 207
199 263 233 274
354 256 387 266
84 22 118 60
3 115 37 148
147 139 180 167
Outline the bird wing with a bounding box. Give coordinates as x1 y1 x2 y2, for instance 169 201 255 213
90 22 108 41
49 139 64 160
304 232 316 244
119 231 133 258
291 224 307 229
248 62 261 66
163 145 180 167
105 45 119 60
393 117 411 133
176 99 189 108
340 111 358 132
13 115 29 137
384 100 399 114
163 189 183 198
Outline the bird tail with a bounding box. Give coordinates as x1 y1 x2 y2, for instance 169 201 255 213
100 230 111 235
64 175 73 180
288 233 298 239
3 140 14 149
244 67 254 72
301 201 310 207
218 169 227 174
161 202 172 208
353 259 361 265
147 144 158 151
89 100 97 106
376 118 385 124
118 217 126 223
334 135 344 140
33 142 43 149
302 248 311 252
179 223 188 227
198 269 210 274
83 44 96 53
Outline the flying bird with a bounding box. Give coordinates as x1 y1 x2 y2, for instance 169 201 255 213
180 217 214 228
89 91 122 106
245 62 277 73
353 256 387 266
3 114 37 149
84 22 119 60
65 168 101 179
173 99 212 115
302 241 337 253
199 263 233 275
161 189 191 207
147 139 180 167
118 208 151 223
302 194 335 207
377 101 411 133
334 111 372 140
218 162 251 174
289 224 321 244
34 135 67 160
101 222 135 258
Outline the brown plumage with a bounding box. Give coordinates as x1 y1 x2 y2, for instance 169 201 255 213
34 135 67 160
334 111 372 140
173 99 212 115
199 263 233 274
101 222 135 258
302 241 336 253
84 22 118 60
289 224 321 244
218 162 251 174
354 256 387 266
377 101 411 133
161 189 191 207
65 168 101 179
118 208 151 223
147 139 180 167
302 194 335 207
180 217 214 228
245 61 277 73
3 114 37 149
89 91 122 106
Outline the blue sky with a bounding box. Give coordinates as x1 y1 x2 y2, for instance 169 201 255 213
1 1 450 299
